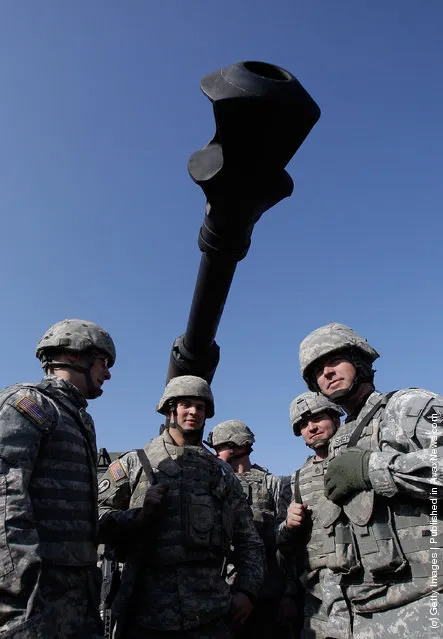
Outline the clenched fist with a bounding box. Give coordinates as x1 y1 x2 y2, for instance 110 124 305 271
135 484 169 526
285 501 308 529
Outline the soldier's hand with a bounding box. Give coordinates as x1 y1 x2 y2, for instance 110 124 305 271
286 501 307 529
230 591 253 625
324 448 371 504
135 485 169 525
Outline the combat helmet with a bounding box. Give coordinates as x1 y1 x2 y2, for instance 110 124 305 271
299 322 379 392
156 375 215 418
36 319 116 368
290 392 344 436
206 420 255 449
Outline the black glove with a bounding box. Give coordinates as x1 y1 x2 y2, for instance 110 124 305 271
134 484 169 528
324 448 371 504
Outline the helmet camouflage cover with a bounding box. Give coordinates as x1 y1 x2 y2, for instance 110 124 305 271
290 391 344 436
156 375 215 418
36 319 116 367
206 420 255 448
299 322 379 390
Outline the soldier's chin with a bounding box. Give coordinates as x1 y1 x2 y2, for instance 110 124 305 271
327 383 354 402
309 438 329 450
86 386 103 399
182 427 203 438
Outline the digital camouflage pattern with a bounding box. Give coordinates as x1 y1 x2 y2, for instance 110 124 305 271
298 322 379 388
325 388 443 622
206 420 255 448
351 591 443 639
230 465 296 639
276 456 351 639
229 465 286 597
289 392 344 436
0 375 103 637
36 319 116 368
2 566 104 639
121 616 233 639
156 375 215 417
98 430 264 634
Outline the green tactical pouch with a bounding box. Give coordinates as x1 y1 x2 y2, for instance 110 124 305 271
315 496 360 574
352 501 407 578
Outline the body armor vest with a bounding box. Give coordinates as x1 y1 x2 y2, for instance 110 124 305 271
321 392 441 594
236 465 275 549
236 465 284 598
293 457 331 573
2 381 98 566
129 437 233 566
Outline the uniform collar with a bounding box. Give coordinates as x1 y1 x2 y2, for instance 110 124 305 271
345 390 382 423
41 374 88 408
162 429 175 445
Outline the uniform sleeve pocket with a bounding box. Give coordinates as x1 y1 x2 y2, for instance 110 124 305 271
0 474 14 577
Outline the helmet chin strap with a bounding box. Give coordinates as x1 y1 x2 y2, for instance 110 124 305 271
166 411 205 443
215 447 233 462
216 444 252 463
307 438 330 451
327 379 358 403
46 358 102 399
231 445 252 460
314 349 375 405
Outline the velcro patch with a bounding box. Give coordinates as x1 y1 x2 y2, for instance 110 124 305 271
98 478 110 493
109 460 127 482
16 396 47 425
424 406 443 426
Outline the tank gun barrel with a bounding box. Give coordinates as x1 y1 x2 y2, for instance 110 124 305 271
167 61 320 383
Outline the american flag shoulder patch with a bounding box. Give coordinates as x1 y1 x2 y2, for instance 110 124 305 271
16 396 47 425
109 460 127 482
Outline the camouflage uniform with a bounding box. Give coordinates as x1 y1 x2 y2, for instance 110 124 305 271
299 323 443 638
206 420 297 638
325 389 443 636
0 375 103 638
98 430 264 637
234 465 285 597
276 393 349 639
277 457 351 639
231 465 295 639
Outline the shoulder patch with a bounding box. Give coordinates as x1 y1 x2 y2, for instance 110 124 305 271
15 396 47 425
109 460 127 482
424 406 443 426
98 478 110 493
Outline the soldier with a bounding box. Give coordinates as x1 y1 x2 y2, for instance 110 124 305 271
98 375 264 639
206 420 298 639
298 322 443 638
0 318 116 638
276 392 351 639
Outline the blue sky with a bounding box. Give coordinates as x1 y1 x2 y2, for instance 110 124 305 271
0 1 441 475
